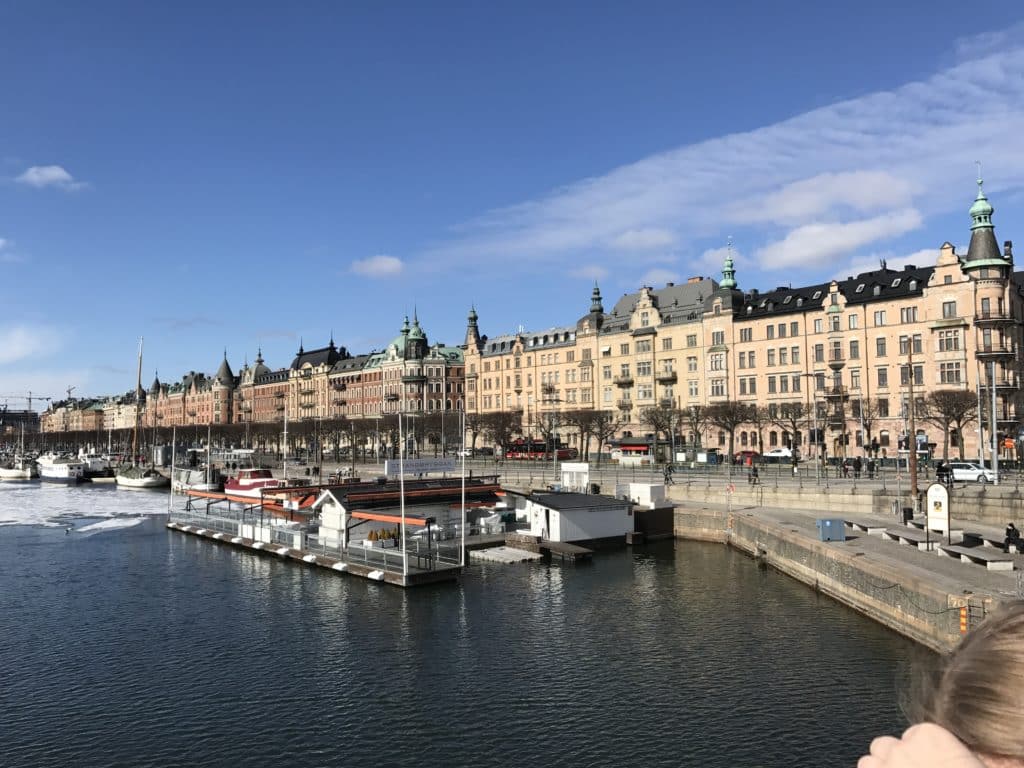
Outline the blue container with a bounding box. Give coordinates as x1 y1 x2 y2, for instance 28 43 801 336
815 518 847 542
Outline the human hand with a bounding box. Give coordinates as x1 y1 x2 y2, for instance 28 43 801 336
857 723 986 768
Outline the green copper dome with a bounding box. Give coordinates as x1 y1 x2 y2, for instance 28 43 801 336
970 176 994 230
720 243 737 290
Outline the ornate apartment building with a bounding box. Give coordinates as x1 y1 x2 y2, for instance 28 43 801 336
464 179 1022 460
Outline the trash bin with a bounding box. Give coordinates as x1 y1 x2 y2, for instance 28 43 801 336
815 518 847 542
591 483 601 495
902 507 914 524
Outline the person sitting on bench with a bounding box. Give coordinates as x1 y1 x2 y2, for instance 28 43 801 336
1004 522 1021 554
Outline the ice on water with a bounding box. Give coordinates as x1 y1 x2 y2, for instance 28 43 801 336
0 482 171 529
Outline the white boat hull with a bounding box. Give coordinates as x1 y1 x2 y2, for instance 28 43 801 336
116 475 170 489
0 466 37 481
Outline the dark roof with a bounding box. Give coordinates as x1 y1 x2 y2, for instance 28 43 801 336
736 264 935 321
966 227 1001 263
603 280 713 333
290 341 345 370
331 354 373 375
528 492 631 511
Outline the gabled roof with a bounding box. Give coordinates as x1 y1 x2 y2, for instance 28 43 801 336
290 341 344 370
603 280 713 332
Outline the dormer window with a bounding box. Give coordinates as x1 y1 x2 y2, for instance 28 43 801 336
873 286 881 296
812 290 822 300
855 284 865 293
909 280 917 290
891 278 901 288
796 297 804 307
783 295 792 304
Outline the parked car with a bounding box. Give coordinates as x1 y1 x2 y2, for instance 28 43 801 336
765 444 794 462
948 462 996 483
733 450 760 465
456 448 473 458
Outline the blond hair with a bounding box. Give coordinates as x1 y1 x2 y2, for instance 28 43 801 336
914 601 1024 761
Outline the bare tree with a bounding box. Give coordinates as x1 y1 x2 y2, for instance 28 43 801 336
770 401 807 460
681 405 708 455
479 411 523 458
746 405 770 458
560 408 596 460
590 409 629 467
706 401 754 471
639 404 678 463
923 389 978 459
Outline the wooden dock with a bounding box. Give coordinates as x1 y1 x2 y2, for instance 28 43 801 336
540 540 593 562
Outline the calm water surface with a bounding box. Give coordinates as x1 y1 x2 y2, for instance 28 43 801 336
0 483 921 767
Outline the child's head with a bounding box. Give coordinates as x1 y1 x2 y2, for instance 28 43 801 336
916 601 1024 763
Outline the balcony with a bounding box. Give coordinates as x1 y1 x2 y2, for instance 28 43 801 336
659 398 674 409
823 386 848 399
655 371 677 384
401 374 426 383
827 352 845 370
384 393 400 402
616 399 633 410
974 311 1013 324
976 343 1015 357
613 375 634 388
979 377 1019 390
299 387 315 395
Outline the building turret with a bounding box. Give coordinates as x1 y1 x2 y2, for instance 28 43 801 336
214 351 234 386
720 241 737 289
465 306 482 348
964 172 1004 267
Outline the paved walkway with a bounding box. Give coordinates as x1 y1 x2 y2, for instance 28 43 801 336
692 497 1024 600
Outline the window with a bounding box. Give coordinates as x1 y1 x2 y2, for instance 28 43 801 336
748 351 755 367
710 353 725 371
739 378 747 395
767 349 776 366
814 319 823 333
792 375 801 393
938 330 960 352
739 328 752 342
830 314 840 332
900 365 924 386
687 356 697 372
602 365 612 380
778 323 787 338
899 335 909 355
747 377 756 395
779 347 788 365
662 338 673 351
790 321 799 336
686 334 697 347
913 334 922 354
848 314 858 330
942 301 957 319
815 373 826 391
711 331 725 346
711 379 725 397
900 306 918 324
767 376 776 394
940 362 962 384
851 369 861 389
637 384 653 399
874 310 886 326
766 326 775 340
791 346 800 365
620 364 631 377
688 380 699 397
814 344 824 363
849 340 860 360
620 343 630 355
637 361 652 376
981 297 991 316
738 352 746 369
636 339 651 353
779 375 789 393
603 388 612 403
640 311 649 327
876 337 887 357
878 367 888 387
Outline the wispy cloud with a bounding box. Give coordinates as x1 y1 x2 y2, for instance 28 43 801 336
428 34 1024 284
15 165 88 190
351 254 404 277
639 268 680 287
0 325 61 365
569 264 609 281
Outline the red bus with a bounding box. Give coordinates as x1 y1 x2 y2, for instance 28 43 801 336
505 439 576 461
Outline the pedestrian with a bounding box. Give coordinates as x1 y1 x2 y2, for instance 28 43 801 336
748 466 759 485
853 456 863 479
842 459 850 478
857 600 1024 768
1004 522 1021 554
663 465 674 485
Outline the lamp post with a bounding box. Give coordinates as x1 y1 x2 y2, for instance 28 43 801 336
803 373 820 484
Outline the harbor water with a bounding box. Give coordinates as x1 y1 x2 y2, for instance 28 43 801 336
0 483 922 767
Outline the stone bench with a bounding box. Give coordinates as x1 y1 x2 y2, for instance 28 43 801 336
908 518 964 539
882 527 939 551
962 532 1022 554
938 544 1015 571
845 519 887 536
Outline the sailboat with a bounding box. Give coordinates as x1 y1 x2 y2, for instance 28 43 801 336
116 337 169 490
0 423 39 481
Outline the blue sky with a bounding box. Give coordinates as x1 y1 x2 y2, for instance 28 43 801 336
3 1 1024 405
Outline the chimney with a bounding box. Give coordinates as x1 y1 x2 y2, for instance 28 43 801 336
1005 240 1014 258
687 276 703 284
665 282 674 288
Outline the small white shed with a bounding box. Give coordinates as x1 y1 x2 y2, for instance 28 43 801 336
524 492 633 543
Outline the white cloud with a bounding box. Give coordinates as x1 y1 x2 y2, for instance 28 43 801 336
15 165 87 190
699 244 745 274
609 228 676 250
351 254 404 277
638 268 679 287
0 325 61 365
429 39 1024 286
843 248 939 279
753 208 924 270
569 264 609 281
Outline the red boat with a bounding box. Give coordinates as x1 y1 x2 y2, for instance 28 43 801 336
223 468 287 498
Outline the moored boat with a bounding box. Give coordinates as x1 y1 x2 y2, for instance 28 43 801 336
79 451 115 481
37 453 87 485
224 467 286 497
116 465 170 489
0 455 38 481
172 466 224 493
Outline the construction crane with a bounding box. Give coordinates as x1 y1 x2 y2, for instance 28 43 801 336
0 392 54 411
